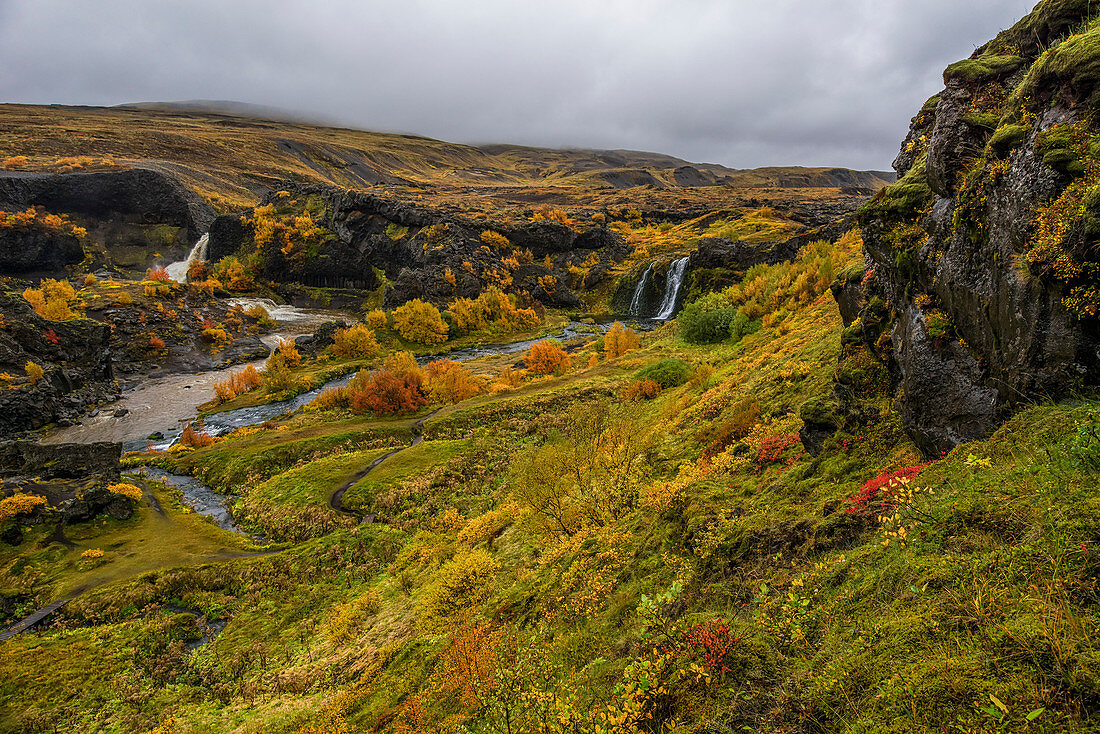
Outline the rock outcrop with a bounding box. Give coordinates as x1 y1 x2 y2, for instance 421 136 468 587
0 168 214 242
0 291 116 436
849 0 1100 456
207 183 628 309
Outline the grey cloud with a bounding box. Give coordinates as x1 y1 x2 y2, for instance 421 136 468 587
0 0 1038 169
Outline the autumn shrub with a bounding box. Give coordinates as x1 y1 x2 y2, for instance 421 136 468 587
526 339 571 375
200 327 228 346
446 287 539 337
146 266 171 283
364 308 388 330
23 279 78 320
148 334 166 352
24 361 44 385
421 549 500 627
603 321 641 359
179 422 215 448
213 364 262 403
327 589 381 643
347 368 427 416
0 493 47 523
106 483 143 502
309 386 350 411
621 378 661 400
332 323 379 358
393 299 449 344
276 338 302 367
209 256 255 290
480 230 510 249
847 464 930 513
696 400 762 458
488 366 525 393
425 359 484 404
262 353 311 395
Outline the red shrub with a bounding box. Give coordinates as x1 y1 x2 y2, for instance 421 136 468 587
847 463 930 513
42 328 60 345
679 619 740 675
755 432 800 469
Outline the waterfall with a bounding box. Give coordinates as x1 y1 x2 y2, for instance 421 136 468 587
165 233 209 284
628 263 654 316
654 257 689 320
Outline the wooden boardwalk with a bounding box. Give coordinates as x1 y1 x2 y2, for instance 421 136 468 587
0 597 72 642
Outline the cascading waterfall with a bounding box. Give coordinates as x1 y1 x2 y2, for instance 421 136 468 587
165 233 209 284
628 263 654 317
654 256 690 320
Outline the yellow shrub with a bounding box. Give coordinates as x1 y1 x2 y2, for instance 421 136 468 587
24 361 44 385
332 323 379 358
422 549 500 626
0 493 46 523
106 483 143 502
393 299 448 345
364 309 387 330
603 321 641 359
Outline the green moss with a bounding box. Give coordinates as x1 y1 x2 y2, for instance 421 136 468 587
1020 24 1100 107
798 395 842 428
859 156 933 224
988 123 1030 156
945 54 1024 84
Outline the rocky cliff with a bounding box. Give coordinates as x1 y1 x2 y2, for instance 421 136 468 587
847 0 1100 456
0 168 214 276
208 183 629 309
0 291 116 436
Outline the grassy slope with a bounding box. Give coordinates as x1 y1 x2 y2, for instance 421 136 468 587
3 223 1096 732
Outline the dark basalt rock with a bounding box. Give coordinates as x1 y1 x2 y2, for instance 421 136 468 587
853 3 1100 456
208 182 622 310
62 485 133 523
0 227 84 275
0 168 214 242
294 320 348 357
0 291 117 437
0 441 121 481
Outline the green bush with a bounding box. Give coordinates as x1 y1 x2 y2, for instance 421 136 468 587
635 358 693 389
679 292 739 344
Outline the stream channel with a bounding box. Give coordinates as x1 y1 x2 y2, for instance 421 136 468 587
38 297 634 534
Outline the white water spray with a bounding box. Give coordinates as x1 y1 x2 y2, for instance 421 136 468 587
165 233 209 284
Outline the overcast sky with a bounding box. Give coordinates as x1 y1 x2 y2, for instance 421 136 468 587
0 0 1038 171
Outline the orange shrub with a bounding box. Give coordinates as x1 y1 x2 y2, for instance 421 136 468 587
309 386 350 411
212 364 262 404
603 321 641 359
277 338 302 367
146 266 171 283
425 359 484 404
526 339 571 376
621 378 661 400
179 422 215 447
148 335 166 351
1 156 29 169
347 369 427 416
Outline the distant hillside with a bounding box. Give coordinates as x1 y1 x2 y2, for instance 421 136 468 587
0 104 893 212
